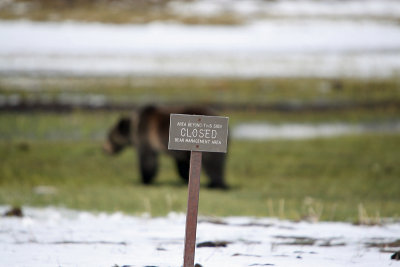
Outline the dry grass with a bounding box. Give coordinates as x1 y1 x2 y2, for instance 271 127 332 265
0 0 244 25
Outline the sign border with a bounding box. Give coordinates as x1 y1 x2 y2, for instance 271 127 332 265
168 113 229 153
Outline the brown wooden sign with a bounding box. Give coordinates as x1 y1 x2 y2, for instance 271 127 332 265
168 113 229 267
168 114 229 153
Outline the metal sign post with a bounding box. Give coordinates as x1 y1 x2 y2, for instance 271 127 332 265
168 114 229 267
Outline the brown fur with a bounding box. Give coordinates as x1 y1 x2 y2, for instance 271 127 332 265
104 105 228 189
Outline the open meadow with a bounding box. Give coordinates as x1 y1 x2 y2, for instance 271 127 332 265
1 79 400 266
1 76 400 223
1 1 400 266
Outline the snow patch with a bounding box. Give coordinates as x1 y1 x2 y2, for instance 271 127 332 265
168 0 400 19
0 19 400 77
233 121 400 140
0 206 399 267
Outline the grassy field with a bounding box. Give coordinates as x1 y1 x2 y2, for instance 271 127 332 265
0 109 399 223
2 76 400 105
1 0 399 25
0 0 243 25
1 0 399 224
1 74 400 222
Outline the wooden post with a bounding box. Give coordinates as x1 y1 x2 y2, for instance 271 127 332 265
168 114 228 267
183 151 202 267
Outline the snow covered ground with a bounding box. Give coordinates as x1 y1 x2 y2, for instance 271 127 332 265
0 206 399 267
232 121 400 140
1 0 400 77
167 0 400 20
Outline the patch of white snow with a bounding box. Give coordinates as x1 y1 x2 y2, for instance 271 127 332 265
0 206 398 267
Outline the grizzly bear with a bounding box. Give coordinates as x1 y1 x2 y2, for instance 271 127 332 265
103 105 228 189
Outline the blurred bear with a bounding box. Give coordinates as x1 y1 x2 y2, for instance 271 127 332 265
104 105 228 189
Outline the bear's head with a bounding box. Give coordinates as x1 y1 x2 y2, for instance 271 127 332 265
103 116 133 155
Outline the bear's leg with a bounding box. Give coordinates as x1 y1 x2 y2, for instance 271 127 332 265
175 159 190 183
202 153 228 189
138 148 159 185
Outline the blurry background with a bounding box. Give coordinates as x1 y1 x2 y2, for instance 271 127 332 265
0 0 399 223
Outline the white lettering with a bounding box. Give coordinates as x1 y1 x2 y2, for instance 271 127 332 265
198 129 204 138
204 129 210 138
212 130 217 138
180 128 218 140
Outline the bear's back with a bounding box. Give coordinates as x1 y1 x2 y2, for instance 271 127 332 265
137 105 217 152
